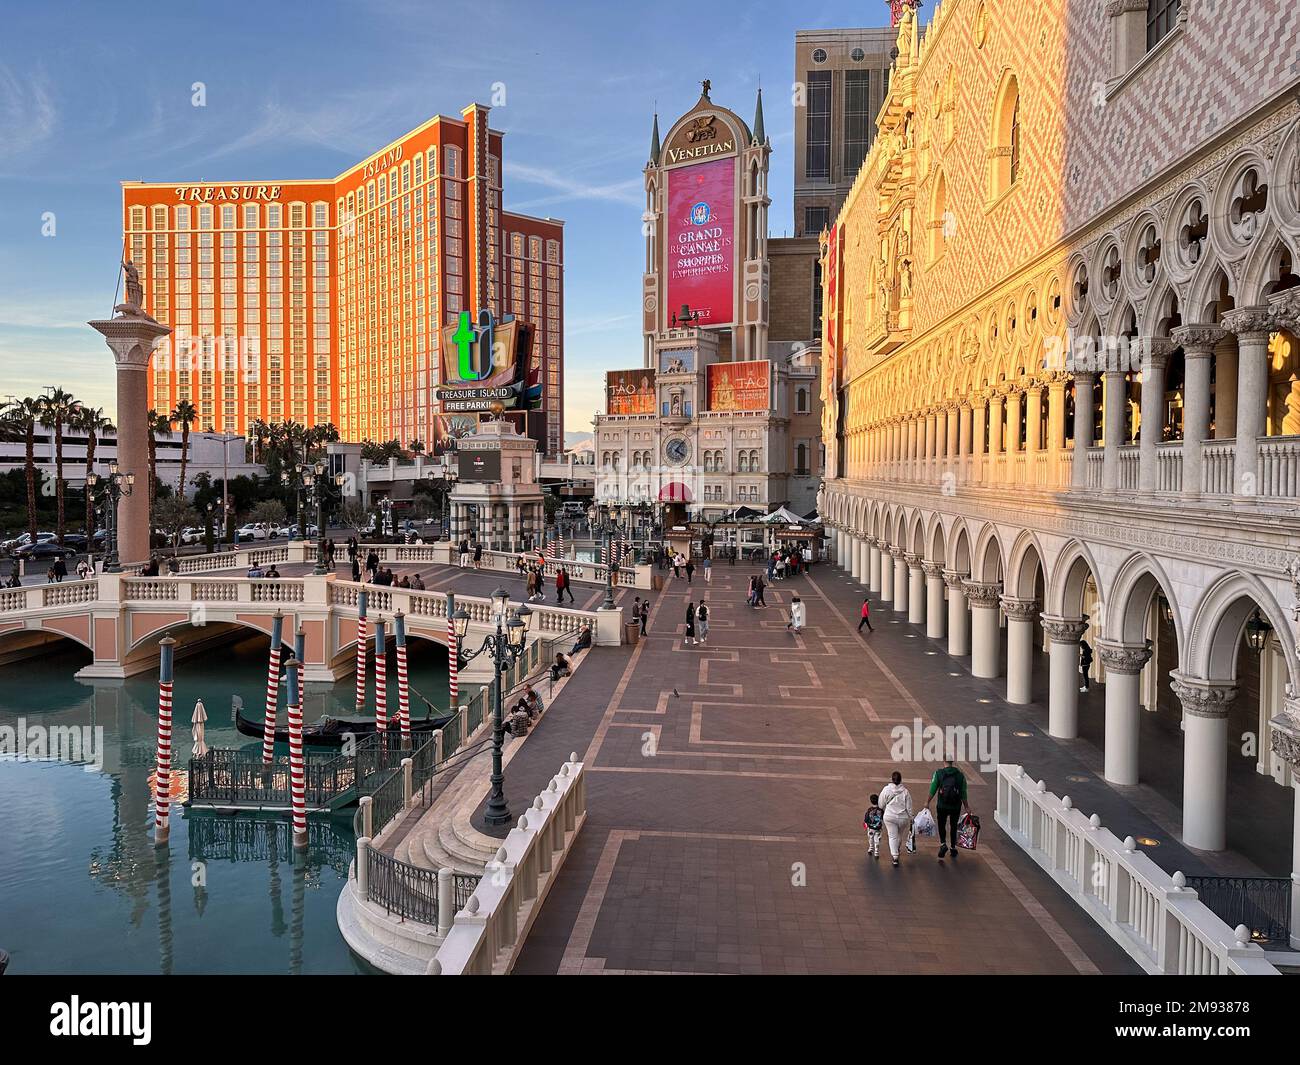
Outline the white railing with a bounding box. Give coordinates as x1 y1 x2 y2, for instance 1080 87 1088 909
1155 441 1183 493
1258 436 1300 499
1085 447 1104 489
1117 445 1140 491
996 765 1278 975
431 756 587 975
1202 440 1235 495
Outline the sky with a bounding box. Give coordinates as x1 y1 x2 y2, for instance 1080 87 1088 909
0 0 903 437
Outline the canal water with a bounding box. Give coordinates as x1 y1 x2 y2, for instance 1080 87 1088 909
0 631 450 974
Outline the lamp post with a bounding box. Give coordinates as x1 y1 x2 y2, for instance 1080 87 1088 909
452 589 533 827
587 503 618 611
86 461 135 573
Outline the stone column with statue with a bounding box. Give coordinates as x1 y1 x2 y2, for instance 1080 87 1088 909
89 260 172 567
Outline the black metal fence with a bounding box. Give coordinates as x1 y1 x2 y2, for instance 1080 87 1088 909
187 814 353 875
367 848 440 924
1184 875 1292 945
189 749 360 809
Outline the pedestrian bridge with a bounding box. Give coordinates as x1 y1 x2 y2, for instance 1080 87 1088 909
0 566 620 681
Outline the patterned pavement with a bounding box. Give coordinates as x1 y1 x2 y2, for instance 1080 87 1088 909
491 560 1142 975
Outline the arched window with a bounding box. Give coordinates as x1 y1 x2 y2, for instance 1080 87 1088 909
929 169 948 262
738 452 750 473
988 73 1021 201
1146 0 1180 50
796 387 809 413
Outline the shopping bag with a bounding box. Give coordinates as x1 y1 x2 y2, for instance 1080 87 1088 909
913 808 938 838
957 813 981 851
905 825 916 853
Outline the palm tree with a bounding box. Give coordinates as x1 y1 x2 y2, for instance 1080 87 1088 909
75 406 114 538
169 399 198 546
1 397 41 545
37 387 80 545
146 409 171 509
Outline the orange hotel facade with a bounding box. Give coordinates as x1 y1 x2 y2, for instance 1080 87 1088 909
122 103 564 456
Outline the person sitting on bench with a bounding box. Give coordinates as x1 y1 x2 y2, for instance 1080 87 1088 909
569 625 592 655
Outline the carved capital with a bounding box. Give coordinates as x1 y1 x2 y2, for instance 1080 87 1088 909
1267 289 1300 333
1000 596 1040 622
1270 709 1300 771
1143 338 1175 367
1221 305 1275 341
1171 323 1227 355
1105 0 1147 15
962 580 1002 607
890 547 907 561
1096 640 1153 675
1041 614 1089 644
942 568 969 590
922 561 944 579
905 552 923 569
1169 675 1237 720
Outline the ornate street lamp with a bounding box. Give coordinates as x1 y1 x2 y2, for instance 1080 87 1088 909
452 593 534 826
586 504 618 610
88 463 135 573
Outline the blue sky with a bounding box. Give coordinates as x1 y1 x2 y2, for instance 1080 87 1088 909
0 0 899 435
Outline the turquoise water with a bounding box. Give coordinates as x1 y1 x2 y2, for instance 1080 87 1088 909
0 632 449 974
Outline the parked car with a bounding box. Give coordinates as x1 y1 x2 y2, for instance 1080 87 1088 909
179 527 205 546
14 541 71 562
236 523 270 542
285 524 319 539
2 532 55 554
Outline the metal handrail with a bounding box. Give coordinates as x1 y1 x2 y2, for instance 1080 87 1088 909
1183 875 1292 945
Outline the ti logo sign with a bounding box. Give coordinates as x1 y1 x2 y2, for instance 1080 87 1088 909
453 309 497 382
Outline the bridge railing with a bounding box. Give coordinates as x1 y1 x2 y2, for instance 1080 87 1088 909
995 764 1279 975
189 747 362 809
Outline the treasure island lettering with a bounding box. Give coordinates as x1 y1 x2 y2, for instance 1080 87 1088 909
173 185 283 202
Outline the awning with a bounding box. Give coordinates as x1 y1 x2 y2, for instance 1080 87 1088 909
659 482 693 503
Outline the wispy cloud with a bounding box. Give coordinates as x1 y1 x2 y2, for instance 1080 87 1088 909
0 64 57 167
504 161 643 208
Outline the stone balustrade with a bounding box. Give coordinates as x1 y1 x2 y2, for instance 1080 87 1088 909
996 765 1279 975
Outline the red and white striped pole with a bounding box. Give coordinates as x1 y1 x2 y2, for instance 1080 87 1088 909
294 623 306 717
154 636 176 846
446 592 459 710
354 588 368 712
394 611 410 745
262 611 284 766
284 653 307 849
373 616 389 736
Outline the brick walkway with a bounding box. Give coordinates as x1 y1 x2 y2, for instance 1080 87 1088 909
489 561 1142 975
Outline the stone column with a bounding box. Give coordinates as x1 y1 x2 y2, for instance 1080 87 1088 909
1026 384 1043 459
1269 705 1300 946
1001 597 1038 704
958 403 973 483
1170 675 1236 852
1041 615 1088 738
944 570 969 656
1097 641 1152 785
988 393 1004 460
1071 371 1096 489
1101 370 1126 494
971 396 988 483
965 581 1002 679
1137 340 1171 494
924 561 946 639
1172 325 1225 499
891 549 908 614
857 536 870 585
848 534 863 581
1222 307 1273 496
924 412 936 476
907 554 925 624
879 542 895 600
1005 389 1022 455
945 406 959 465
89 313 173 567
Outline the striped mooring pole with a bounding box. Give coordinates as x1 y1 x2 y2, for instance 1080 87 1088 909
354 588 368 711
446 592 459 710
373 616 389 736
294 624 306 716
394 611 411 745
284 653 307 849
262 610 284 766
153 636 176 846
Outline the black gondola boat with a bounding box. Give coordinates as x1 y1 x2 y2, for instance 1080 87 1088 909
234 705 454 747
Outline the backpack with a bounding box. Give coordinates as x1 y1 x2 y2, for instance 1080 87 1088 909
864 807 883 831
938 767 962 807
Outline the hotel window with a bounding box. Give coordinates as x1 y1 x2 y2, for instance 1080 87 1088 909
844 69 873 176
426 148 437 178
175 206 191 229
152 206 167 229
221 205 235 228
243 205 258 228
401 161 411 193
199 206 213 229
414 155 423 184
1147 0 1180 49
445 146 460 178
129 206 145 230
267 205 282 228
804 207 830 237
313 202 328 227
805 70 831 181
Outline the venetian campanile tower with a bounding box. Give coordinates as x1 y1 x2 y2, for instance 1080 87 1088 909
641 82 771 366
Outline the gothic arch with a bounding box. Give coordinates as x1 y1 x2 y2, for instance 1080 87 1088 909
949 519 973 576
1104 552 1183 653
1005 528 1047 600
1185 571 1297 686
969 522 1004 584
926 513 947 565
1045 538 1105 619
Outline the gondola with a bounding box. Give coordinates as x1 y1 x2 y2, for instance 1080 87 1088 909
234 705 454 747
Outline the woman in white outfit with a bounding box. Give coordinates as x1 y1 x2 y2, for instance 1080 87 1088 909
879 770 914 867
788 596 806 634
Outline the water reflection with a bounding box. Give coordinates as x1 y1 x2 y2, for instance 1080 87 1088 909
0 631 446 973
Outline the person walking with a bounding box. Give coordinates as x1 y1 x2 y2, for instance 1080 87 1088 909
639 597 649 636
696 600 709 644
458 538 470 568
754 574 766 607
684 600 697 646
555 566 567 604
526 567 538 602
365 549 380 580
775 553 786 581
472 540 483 570
728 545 736 566
685 557 695 584
702 555 712 584
1079 638 1093 692
857 596 874 634
879 771 914 867
351 556 362 582
53 555 68 583
534 565 546 601
925 758 972 861
561 566 575 603
671 553 681 579
787 595 805 635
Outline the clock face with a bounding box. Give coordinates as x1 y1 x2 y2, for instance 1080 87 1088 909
664 436 690 466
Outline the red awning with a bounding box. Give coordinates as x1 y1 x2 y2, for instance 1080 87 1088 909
659 482 693 503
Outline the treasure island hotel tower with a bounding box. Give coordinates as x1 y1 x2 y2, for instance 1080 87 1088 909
121 104 564 456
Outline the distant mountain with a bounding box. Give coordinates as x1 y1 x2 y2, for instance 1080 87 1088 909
564 431 593 449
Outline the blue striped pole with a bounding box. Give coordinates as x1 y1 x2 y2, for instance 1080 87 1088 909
285 651 307 849
262 611 284 766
